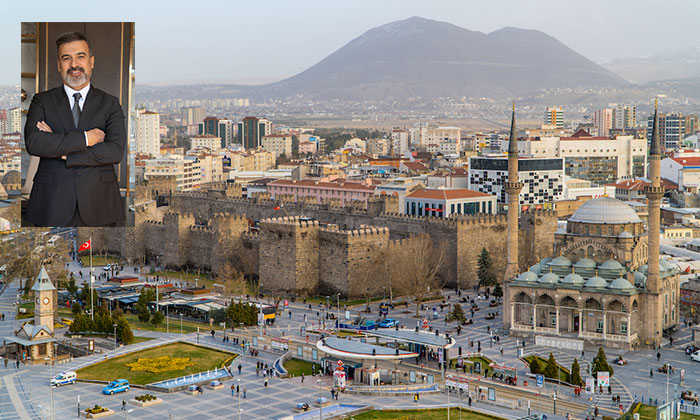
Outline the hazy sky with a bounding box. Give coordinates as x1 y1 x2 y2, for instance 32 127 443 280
3 0 699 85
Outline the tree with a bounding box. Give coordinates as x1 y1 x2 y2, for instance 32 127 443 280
543 352 559 379
354 251 388 311
150 311 164 326
529 358 541 374
291 135 300 158
492 283 503 299
477 247 497 287
390 234 447 318
78 284 95 313
226 301 257 326
447 303 467 324
67 276 78 293
217 262 247 298
116 316 134 344
591 347 614 377
136 301 151 323
71 301 83 316
571 358 583 386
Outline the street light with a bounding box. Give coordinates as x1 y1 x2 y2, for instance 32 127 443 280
113 324 118 349
45 356 54 420
318 379 323 420
336 293 341 330
180 313 183 335
237 378 241 420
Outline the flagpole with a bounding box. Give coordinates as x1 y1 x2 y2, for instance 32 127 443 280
90 237 94 321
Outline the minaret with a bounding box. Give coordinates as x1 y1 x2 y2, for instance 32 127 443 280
644 99 664 346
504 103 523 282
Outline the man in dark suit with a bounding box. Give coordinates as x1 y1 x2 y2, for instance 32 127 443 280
25 31 125 227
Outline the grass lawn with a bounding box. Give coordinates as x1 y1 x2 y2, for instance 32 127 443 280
123 313 226 334
283 358 320 377
352 408 504 420
524 355 570 382
636 404 698 420
76 342 236 385
130 336 154 344
79 255 121 267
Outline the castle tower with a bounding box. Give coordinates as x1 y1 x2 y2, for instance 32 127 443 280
504 104 523 282
643 100 664 346
32 266 56 333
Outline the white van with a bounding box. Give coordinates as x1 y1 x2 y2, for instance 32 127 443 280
692 350 700 363
51 371 76 387
47 235 60 247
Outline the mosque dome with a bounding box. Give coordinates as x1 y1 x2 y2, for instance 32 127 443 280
633 271 647 286
638 264 648 275
599 259 624 271
539 272 560 284
584 275 608 288
561 272 585 285
516 271 538 283
549 256 571 269
569 197 642 224
573 258 597 270
608 277 635 291
529 264 542 275
1 170 19 186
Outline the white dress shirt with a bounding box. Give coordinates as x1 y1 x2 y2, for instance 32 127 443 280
63 83 91 146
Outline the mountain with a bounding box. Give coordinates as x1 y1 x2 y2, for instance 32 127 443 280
251 17 626 100
600 47 700 84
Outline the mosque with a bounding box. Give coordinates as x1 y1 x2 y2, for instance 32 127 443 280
503 104 680 349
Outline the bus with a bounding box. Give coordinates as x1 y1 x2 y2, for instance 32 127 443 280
252 303 277 322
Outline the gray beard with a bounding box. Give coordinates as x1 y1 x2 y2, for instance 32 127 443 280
63 72 88 89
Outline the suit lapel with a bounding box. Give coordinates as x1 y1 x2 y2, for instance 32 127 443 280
78 87 103 132
50 87 76 133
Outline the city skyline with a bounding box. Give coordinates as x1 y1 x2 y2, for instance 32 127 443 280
1 0 700 86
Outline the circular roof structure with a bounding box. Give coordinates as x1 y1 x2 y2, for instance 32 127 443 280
316 337 418 360
599 259 624 271
573 258 597 269
529 264 542 274
608 277 635 291
549 256 571 268
634 271 647 285
584 275 608 288
568 197 642 224
562 272 585 285
517 271 538 283
1 170 19 185
539 272 560 284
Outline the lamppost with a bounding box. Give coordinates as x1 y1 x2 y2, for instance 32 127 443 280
45 356 54 420
336 293 341 329
318 379 323 420
113 324 118 349
237 378 241 420
180 313 183 335
166 304 169 334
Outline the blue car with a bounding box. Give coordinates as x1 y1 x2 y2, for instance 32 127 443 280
378 319 399 328
102 379 129 395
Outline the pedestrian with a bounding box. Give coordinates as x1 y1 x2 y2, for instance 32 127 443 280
468 395 472 406
301 373 305 383
608 385 612 394
243 386 247 398
657 351 661 361
238 364 242 375
236 384 239 394
231 384 235 396
669 337 673 347
594 406 599 418
414 392 419 403
122 400 126 410
3 358 6 368
264 378 268 388
330 389 335 400
289 311 292 319
650 369 653 378
500 347 503 356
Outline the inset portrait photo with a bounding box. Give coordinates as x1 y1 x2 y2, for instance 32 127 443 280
21 22 135 227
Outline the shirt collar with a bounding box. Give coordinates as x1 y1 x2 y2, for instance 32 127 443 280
63 83 91 101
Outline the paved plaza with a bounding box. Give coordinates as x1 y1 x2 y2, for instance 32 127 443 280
0 248 697 419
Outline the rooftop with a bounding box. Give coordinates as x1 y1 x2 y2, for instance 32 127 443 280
407 188 492 201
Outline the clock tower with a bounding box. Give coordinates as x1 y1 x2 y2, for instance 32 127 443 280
32 266 56 333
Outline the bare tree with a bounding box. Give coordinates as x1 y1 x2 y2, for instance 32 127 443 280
217 261 247 299
390 234 447 318
353 253 388 311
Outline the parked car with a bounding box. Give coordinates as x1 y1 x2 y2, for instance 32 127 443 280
102 379 129 395
377 319 399 328
103 264 112 271
51 371 76 387
692 350 700 363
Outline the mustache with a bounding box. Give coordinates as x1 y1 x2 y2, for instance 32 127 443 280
67 66 85 74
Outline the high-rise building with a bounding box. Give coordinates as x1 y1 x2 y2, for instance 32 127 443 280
591 108 614 137
189 135 221 150
198 117 234 148
181 106 206 127
646 112 698 150
237 117 272 149
7 108 22 134
613 105 636 129
135 109 161 157
144 155 202 191
544 107 564 128
261 134 292 158
0 110 7 134
390 128 409 155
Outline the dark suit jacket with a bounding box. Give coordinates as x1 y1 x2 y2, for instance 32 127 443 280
24 85 126 227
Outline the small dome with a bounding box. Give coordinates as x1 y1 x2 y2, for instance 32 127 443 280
549 256 571 268
569 197 642 224
516 271 538 283
541 257 553 266
633 271 647 285
584 275 608 288
659 259 673 272
639 264 648 275
562 272 585 285
599 259 624 270
573 258 597 269
539 272 560 284
529 264 542 274
618 231 633 238
608 277 635 291
1 170 20 185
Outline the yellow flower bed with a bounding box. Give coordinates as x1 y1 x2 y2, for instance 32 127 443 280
126 356 195 373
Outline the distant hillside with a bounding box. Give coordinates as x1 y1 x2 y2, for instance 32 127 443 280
137 17 627 102
600 47 700 84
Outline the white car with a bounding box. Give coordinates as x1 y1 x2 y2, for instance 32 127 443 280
103 264 112 271
692 350 700 362
51 371 76 387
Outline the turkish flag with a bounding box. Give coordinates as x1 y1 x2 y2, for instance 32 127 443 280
78 240 91 251
273 206 281 211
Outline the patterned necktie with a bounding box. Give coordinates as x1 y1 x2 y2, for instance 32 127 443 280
72 92 82 129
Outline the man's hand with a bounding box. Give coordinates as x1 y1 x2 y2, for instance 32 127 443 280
86 128 105 147
36 121 53 133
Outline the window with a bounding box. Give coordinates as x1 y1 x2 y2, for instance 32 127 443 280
551 316 556 327
620 322 627 334
597 321 604 332
529 316 533 325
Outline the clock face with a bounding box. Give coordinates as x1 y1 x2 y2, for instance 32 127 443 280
36 297 40 304
43 297 50 305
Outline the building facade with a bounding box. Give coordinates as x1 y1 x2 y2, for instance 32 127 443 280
144 155 202 191
135 110 160 157
237 117 272 149
468 156 564 207
261 134 292 158
404 188 496 218
544 107 564 128
268 179 376 207
189 134 221 151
